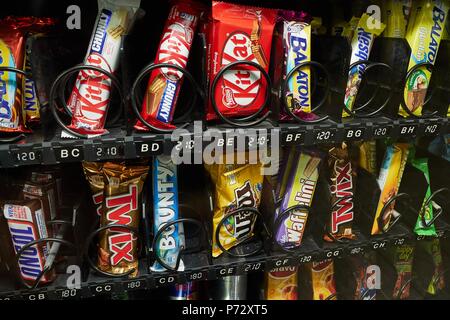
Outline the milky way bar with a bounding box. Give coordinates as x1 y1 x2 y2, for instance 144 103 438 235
2 199 55 286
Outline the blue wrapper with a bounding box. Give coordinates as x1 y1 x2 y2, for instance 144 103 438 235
152 155 185 272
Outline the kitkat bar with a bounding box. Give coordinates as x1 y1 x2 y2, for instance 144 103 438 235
135 0 203 131
324 143 356 242
65 0 140 137
98 162 148 277
206 1 277 121
2 199 55 286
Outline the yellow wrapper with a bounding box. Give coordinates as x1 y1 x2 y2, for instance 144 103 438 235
399 0 449 117
343 14 386 117
206 158 264 258
342 17 361 40
358 141 378 175
371 143 410 235
310 260 337 300
311 17 327 35
265 266 298 300
383 0 413 38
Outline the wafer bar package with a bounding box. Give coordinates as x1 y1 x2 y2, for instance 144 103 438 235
98 161 148 277
310 259 337 300
411 157 437 236
265 266 298 300
399 0 449 117
324 143 356 242
135 0 203 131
206 1 277 121
382 0 413 38
350 255 377 300
2 200 55 286
371 143 410 235
152 156 185 272
277 10 313 118
391 245 414 299
276 149 321 248
65 0 141 137
343 14 385 117
205 157 263 258
82 161 105 216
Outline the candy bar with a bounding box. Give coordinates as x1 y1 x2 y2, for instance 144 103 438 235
276 149 321 248
65 0 140 137
205 155 263 258
151 155 185 272
399 0 449 117
170 282 198 300
98 161 148 277
343 14 385 117
349 254 377 300
382 0 413 38
135 0 203 131
310 259 337 300
277 10 312 117
2 199 55 286
82 161 105 216
424 238 445 295
411 157 437 236
392 245 414 299
371 143 410 235
23 179 58 222
357 141 378 175
324 143 356 242
206 1 277 121
265 266 298 300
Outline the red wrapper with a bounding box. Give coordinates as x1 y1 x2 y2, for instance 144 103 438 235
0 17 56 132
135 0 202 131
206 2 277 121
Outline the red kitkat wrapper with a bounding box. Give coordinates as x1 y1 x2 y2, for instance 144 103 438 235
206 1 277 121
134 0 203 131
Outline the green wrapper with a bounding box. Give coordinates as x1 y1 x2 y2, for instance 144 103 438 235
411 158 437 237
423 238 445 295
392 245 414 299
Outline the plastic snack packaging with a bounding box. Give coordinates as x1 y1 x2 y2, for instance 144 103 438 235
391 245 414 299
410 157 437 237
82 161 105 216
324 143 356 242
0 17 55 133
275 148 321 248
151 155 185 271
349 254 377 300
206 1 277 120
169 282 198 300
371 143 410 235
65 0 141 137
205 155 263 258
23 179 58 223
358 140 378 175
399 0 449 117
310 259 337 300
134 0 203 131
382 0 413 38
424 238 445 295
1 199 56 286
342 17 361 40
343 14 386 117
98 161 148 277
265 266 298 300
276 10 313 118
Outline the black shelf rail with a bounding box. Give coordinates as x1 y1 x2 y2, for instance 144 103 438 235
1 221 448 300
0 116 448 168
